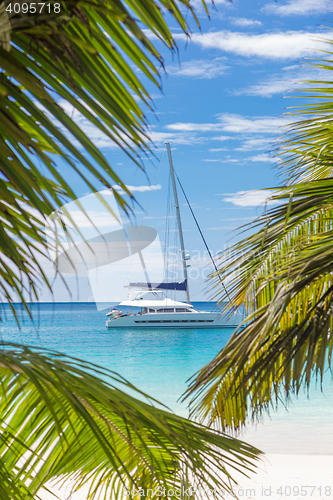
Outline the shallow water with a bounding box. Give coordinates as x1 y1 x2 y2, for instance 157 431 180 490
1 302 333 454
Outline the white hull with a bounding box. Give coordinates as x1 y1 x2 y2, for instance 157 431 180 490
106 310 243 329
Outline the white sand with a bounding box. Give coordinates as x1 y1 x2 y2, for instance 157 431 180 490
38 395 333 499
39 454 333 500
230 454 333 499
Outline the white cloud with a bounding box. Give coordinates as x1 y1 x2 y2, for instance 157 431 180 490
216 113 290 133
203 154 274 164
204 158 240 163
222 190 276 207
236 66 327 97
166 122 218 133
113 184 162 194
229 17 262 27
167 113 290 135
263 0 332 16
168 58 228 79
237 75 297 97
148 130 201 145
248 154 275 162
235 138 271 151
57 210 121 229
282 64 300 71
174 30 329 59
209 147 229 152
212 135 234 141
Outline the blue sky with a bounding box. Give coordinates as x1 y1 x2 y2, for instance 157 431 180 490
42 0 333 302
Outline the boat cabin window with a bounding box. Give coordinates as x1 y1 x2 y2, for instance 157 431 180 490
148 309 156 313
175 308 190 312
156 308 174 313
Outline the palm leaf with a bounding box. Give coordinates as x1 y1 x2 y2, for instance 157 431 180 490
278 31 333 183
184 181 333 429
0 343 261 499
184 38 333 431
0 0 209 312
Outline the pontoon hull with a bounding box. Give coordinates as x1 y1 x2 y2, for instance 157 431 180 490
106 311 243 329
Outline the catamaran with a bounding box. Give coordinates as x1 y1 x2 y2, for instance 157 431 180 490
106 143 243 329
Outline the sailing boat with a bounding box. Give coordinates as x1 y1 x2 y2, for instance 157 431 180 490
106 144 243 329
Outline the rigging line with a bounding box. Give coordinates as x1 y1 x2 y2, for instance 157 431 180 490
174 172 233 306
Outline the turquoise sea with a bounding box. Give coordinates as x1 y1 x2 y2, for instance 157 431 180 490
1 302 333 455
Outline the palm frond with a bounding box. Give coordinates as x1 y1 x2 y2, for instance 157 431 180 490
278 31 333 183
0 0 208 310
184 38 333 430
184 179 333 430
0 343 261 499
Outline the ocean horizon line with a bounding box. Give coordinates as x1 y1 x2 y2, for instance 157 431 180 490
3 300 218 305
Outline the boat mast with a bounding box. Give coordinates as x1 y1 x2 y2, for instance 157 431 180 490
166 142 191 304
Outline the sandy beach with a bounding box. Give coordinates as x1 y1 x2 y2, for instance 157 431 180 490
39 454 333 500
230 454 333 500
39 400 333 500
